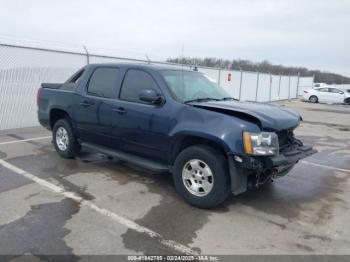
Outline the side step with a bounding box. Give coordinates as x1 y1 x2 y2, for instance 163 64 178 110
81 142 169 173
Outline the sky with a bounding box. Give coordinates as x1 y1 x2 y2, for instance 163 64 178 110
0 0 349 76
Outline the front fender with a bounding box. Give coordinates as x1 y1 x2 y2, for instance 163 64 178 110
169 105 261 155
169 130 231 152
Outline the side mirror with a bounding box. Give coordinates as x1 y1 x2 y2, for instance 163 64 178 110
139 89 163 105
340 91 344 95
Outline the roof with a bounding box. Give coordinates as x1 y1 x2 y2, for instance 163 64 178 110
86 62 193 72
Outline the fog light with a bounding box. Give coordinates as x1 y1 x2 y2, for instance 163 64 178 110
234 155 243 163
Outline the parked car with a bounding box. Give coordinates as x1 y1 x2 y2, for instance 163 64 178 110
37 63 316 208
303 87 350 104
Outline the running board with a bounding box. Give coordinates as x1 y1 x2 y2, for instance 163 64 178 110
81 142 169 173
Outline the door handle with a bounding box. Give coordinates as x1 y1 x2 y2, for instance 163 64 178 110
80 100 94 107
113 107 126 114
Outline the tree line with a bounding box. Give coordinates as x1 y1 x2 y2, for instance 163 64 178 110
166 57 350 84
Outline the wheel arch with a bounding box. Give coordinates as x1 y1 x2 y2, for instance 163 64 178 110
49 108 72 129
309 95 318 103
168 133 230 166
169 132 250 197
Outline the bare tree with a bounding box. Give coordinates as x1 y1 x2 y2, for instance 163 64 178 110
166 57 350 84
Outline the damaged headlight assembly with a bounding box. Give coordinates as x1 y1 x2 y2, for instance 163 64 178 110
243 131 279 156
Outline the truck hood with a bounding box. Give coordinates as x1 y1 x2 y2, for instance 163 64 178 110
191 101 301 131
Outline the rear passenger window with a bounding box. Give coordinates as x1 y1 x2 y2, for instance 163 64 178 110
318 88 329 92
87 68 119 98
120 69 161 103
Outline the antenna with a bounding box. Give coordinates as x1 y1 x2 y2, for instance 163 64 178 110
181 44 185 64
181 44 185 93
145 54 151 64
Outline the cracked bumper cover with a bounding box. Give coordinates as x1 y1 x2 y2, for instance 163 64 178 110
264 145 317 168
228 144 317 195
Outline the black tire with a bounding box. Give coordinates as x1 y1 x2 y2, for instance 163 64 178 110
344 98 350 105
52 118 81 159
172 145 230 208
309 95 318 103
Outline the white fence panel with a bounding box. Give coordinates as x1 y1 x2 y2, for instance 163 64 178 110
198 67 220 83
270 75 281 101
240 72 258 101
298 77 314 95
0 45 86 130
89 55 141 64
289 76 298 99
336 84 350 90
279 76 290 100
219 70 241 99
256 73 270 102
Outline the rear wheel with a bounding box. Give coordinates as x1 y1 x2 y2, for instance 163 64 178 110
53 118 81 158
309 95 318 103
173 145 230 208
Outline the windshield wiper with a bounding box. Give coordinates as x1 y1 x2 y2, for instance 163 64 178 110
184 97 221 104
219 97 239 101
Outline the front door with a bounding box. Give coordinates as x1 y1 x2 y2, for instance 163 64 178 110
328 88 345 103
111 69 171 162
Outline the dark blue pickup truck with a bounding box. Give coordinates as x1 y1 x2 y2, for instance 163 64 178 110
38 63 316 208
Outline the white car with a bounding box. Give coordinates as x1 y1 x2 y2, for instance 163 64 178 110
303 87 350 105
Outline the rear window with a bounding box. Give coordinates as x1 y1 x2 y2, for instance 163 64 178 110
87 67 120 98
66 68 85 84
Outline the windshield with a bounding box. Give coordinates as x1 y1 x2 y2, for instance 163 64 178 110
160 70 230 103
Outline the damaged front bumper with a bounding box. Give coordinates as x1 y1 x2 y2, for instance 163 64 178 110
264 145 317 169
228 142 317 195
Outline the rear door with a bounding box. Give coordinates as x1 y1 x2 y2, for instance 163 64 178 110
316 88 330 102
74 67 121 146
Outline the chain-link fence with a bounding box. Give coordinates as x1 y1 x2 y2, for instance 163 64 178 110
0 37 314 130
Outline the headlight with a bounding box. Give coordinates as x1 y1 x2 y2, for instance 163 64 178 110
243 131 279 156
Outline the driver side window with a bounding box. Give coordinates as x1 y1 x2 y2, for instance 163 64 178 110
329 88 342 94
119 69 161 103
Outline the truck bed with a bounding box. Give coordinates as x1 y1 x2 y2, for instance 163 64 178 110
37 82 78 129
41 83 62 89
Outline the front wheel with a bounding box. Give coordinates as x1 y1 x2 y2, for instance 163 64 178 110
173 145 230 208
344 98 350 105
53 118 81 158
